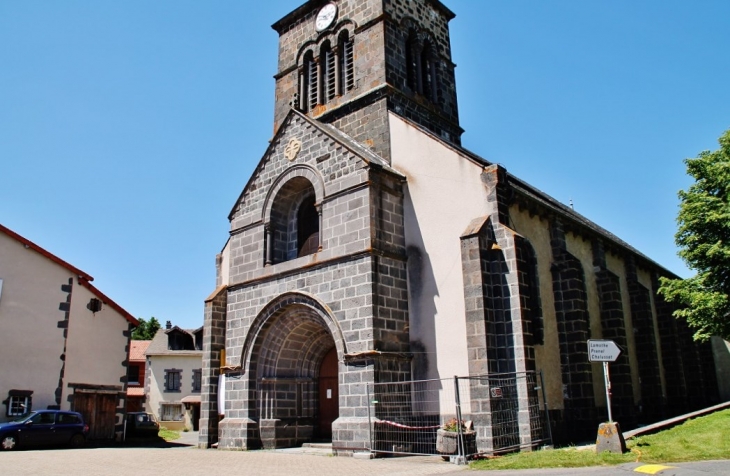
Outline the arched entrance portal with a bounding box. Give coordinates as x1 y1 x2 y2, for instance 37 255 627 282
248 301 340 448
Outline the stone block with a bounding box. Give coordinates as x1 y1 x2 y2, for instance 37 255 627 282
595 422 626 454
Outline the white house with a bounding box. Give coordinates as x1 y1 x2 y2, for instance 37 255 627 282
145 322 203 431
0 224 138 440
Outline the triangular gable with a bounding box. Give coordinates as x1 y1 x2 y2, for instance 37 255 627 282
0 223 92 281
0 223 138 326
228 108 403 220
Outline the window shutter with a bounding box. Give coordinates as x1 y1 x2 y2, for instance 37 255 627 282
343 39 354 92
308 59 318 108
326 48 336 101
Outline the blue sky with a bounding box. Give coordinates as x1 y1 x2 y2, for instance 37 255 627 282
1 0 728 330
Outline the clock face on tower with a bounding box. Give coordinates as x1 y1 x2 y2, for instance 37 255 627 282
315 3 337 31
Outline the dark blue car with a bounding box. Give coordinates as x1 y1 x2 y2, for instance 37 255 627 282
0 410 89 450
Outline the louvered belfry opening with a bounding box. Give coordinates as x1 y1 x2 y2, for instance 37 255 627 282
296 30 354 114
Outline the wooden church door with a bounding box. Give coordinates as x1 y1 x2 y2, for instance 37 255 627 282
317 347 338 439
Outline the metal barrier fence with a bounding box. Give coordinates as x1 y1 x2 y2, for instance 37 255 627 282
366 371 551 460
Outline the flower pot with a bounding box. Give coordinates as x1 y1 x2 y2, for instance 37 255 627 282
436 429 476 456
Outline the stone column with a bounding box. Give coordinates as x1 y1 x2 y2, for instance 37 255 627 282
265 223 272 265
198 286 227 449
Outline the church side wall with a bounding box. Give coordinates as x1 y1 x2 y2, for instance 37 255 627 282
509 209 563 411
564 233 605 408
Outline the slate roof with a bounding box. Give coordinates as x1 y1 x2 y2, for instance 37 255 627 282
145 327 203 356
390 116 679 278
127 387 145 397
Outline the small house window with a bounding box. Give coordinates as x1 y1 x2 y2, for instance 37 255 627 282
160 403 184 421
192 369 202 393
6 394 31 417
127 364 141 385
164 369 182 392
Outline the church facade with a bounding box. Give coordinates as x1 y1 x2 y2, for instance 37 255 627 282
199 0 720 454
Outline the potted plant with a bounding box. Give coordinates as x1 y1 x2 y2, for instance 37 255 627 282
436 418 476 458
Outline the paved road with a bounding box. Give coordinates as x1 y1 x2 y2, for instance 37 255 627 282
3 435 729 476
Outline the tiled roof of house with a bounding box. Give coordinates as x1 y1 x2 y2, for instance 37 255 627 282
0 223 139 326
129 340 151 362
127 387 145 397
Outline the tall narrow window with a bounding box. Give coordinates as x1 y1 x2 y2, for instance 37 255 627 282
164 369 182 392
405 31 438 103
308 56 318 108
406 31 419 92
192 369 202 393
421 40 437 102
338 31 354 94
299 65 309 113
321 42 336 103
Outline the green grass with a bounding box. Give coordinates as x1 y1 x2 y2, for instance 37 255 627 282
158 427 181 441
470 409 730 471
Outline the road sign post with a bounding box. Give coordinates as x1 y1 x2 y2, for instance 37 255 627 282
588 340 622 422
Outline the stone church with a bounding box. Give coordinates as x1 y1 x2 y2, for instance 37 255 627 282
199 0 720 455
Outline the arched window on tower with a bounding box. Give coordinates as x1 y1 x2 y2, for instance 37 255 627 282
338 31 354 94
421 39 438 103
300 51 315 113
297 33 354 113
405 31 438 103
320 41 335 103
308 52 319 110
405 30 419 93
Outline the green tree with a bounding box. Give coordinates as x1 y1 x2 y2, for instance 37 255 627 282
131 317 162 340
659 129 730 341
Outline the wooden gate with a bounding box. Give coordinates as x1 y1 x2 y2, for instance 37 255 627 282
74 391 118 440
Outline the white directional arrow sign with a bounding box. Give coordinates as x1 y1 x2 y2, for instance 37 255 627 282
587 339 622 362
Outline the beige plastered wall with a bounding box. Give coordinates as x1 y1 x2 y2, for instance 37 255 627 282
0 233 71 419
63 284 130 405
509 207 563 410
389 114 492 380
147 354 202 430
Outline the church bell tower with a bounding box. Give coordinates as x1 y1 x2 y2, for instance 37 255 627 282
271 0 463 162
